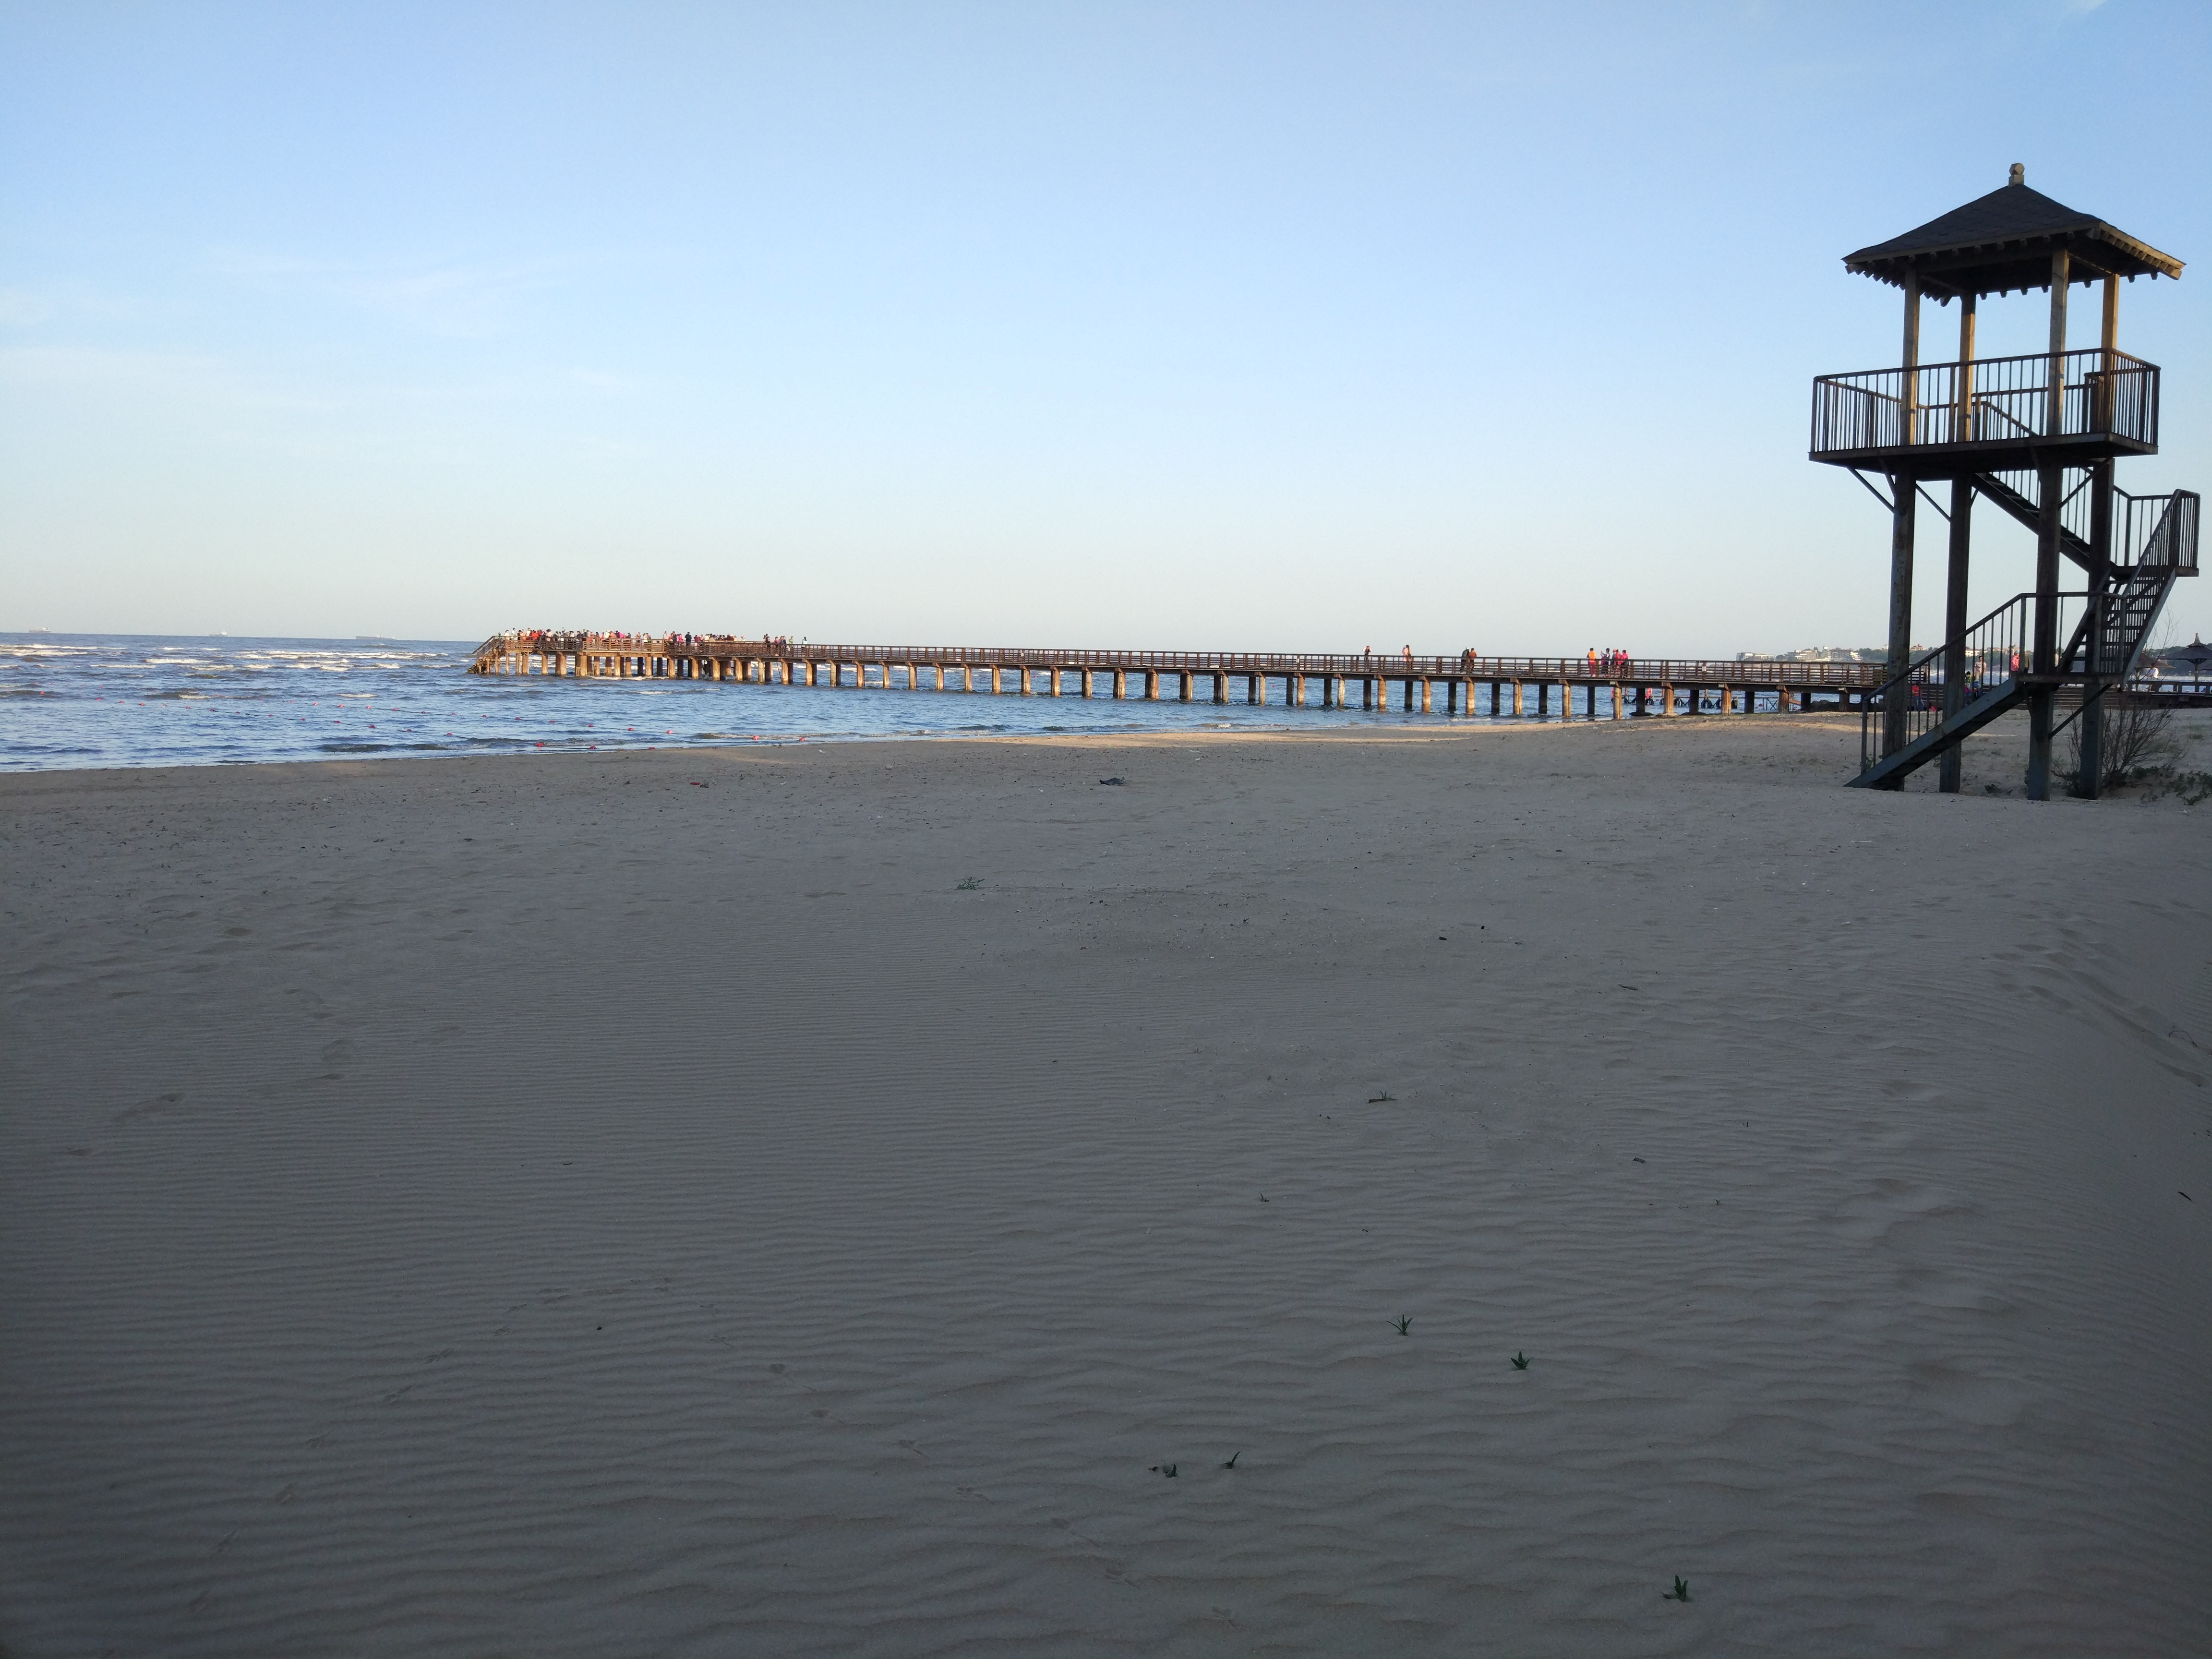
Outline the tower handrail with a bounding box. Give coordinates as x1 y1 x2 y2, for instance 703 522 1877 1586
1813 347 2158 455
2131 489 2200 574
1858 591 2087 773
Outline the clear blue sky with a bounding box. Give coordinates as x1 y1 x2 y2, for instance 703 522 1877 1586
2 1 2205 652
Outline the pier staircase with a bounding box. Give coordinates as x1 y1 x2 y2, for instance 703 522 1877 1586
1852 485 2199 790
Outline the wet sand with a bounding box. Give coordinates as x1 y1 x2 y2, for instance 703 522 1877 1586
3 711 2208 1656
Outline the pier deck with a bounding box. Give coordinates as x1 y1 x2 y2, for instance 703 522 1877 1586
471 633 1893 717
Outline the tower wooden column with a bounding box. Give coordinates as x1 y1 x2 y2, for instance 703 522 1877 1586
2075 269 2122 797
2025 247 2070 801
1937 293 1977 793
1883 272 1922 760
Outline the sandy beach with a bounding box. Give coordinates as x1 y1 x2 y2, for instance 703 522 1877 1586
3 709 2208 1656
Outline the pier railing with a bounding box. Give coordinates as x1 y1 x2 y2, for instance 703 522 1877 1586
1811 348 2159 458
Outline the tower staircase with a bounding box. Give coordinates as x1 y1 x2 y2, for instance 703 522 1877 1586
1851 486 2199 790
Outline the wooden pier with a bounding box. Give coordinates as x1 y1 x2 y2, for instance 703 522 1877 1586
469 632 1891 718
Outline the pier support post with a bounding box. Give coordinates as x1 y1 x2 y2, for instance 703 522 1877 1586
1114 669 1127 698
1611 683 1623 719
1213 671 1226 704
1081 668 1094 697
1178 671 1191 702
1248 673 1262 704
1145 670 1159 700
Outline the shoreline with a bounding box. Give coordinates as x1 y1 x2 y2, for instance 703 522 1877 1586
0 706 1877 778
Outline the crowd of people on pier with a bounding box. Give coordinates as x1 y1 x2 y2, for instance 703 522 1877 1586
507 629 804 651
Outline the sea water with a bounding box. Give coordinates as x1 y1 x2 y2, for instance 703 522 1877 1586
0 633 1503 772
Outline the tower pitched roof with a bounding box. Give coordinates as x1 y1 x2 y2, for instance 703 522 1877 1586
1844 171 2181 301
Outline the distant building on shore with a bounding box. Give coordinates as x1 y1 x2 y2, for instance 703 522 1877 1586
2143 636 2212 677
1737 647 1911 664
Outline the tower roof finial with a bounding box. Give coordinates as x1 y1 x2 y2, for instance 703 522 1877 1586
2009 162 2024 185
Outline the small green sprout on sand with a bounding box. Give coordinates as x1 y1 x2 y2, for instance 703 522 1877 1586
1222 1451 1240 1470
954 877 982 890
1393 1316 1412 1336
1148 1462 1178 1478
1511 1351 1529 1370
1665 1576 1691 1603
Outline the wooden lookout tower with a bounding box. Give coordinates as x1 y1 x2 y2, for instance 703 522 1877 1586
1811 164 2199 796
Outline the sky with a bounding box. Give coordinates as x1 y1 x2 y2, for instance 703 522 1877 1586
1 0 2206 654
